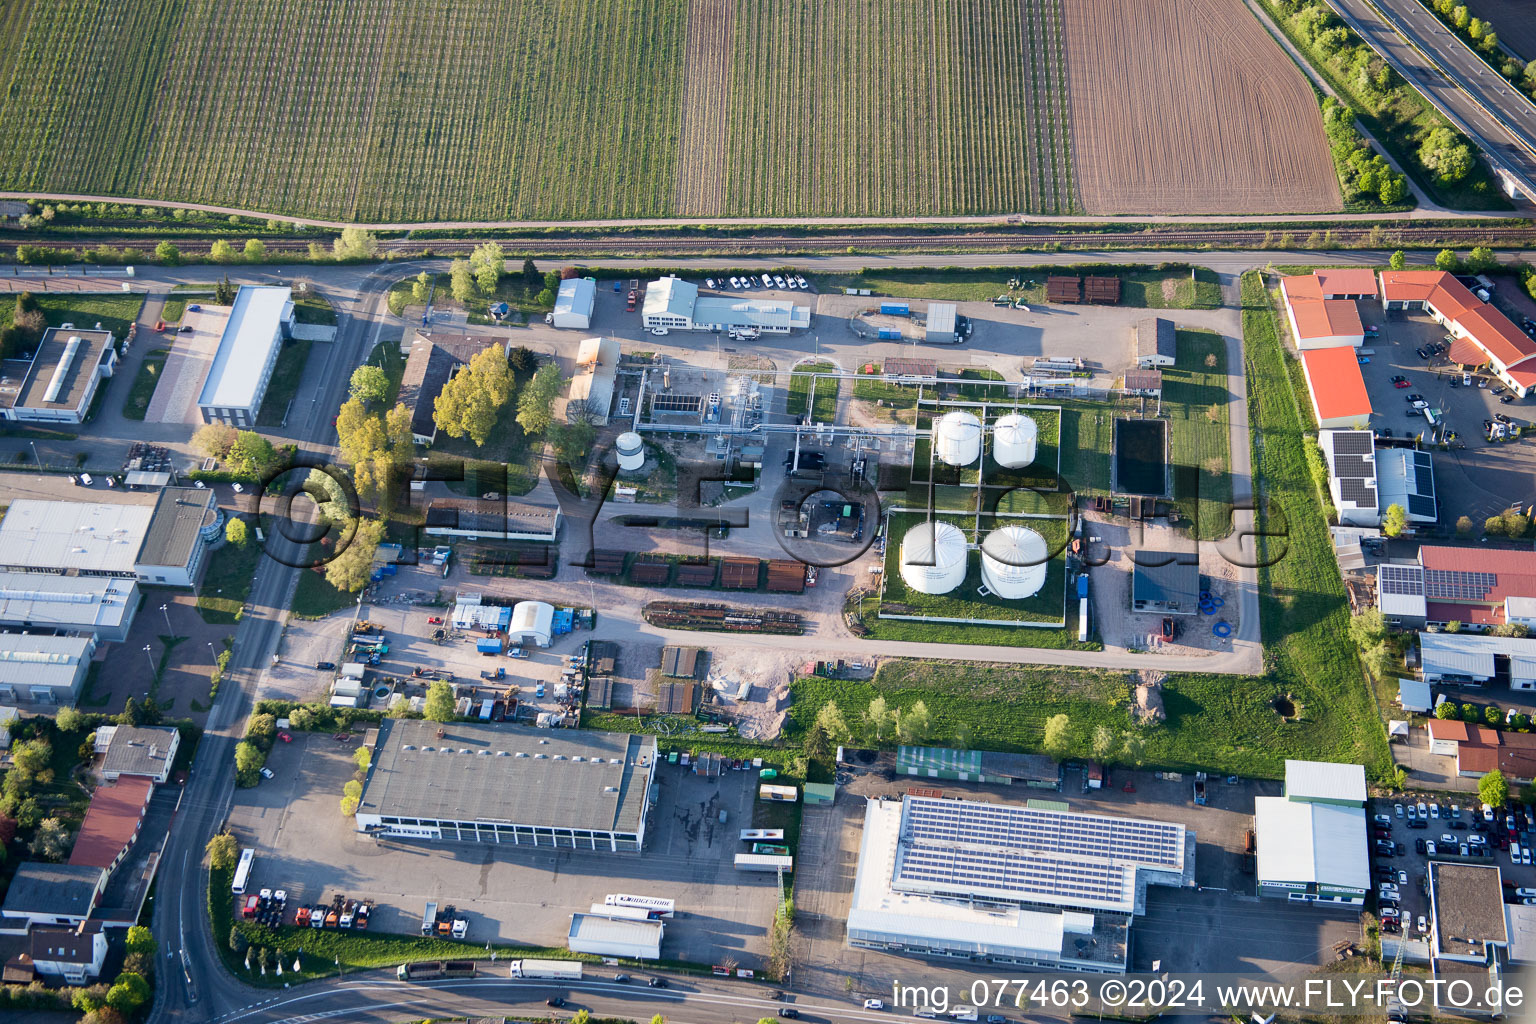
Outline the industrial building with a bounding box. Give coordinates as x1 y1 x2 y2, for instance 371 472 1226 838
0 499 154 577
847 795 1191 973
1318 430 1378 527
422 496 561 542
0 863 108 929
354 719 656 851
568 912 664 959
0 634 96 707
135 486 220 586
1427 862 1512 1016
0 327 118 424
1419 631 1536 691
1279 273 1367 349
1253 760 1368 905
398 333 497 445
1380 270 1536 397
552 277 596 329
568 337 620 424
1130 552 1200 614
1377 546 1536 629
896 746 1060 788
1376 448 1437 526
510 600 555 647
196 285 294 426
67 778 154 873
0 573 139 642
1299 346 1372 429
1132 317 1176 368
924 303 958 343
642 277 809 334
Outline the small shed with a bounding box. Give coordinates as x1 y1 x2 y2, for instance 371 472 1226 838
802 782 836 805
552 277 596 329
1134 317 1176 368
1397 677 1433 714
925 303 958 343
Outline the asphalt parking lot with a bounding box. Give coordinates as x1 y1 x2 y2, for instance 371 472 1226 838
1360 311 1536 524
227 733 781 966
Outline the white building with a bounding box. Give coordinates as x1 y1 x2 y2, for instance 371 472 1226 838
0 572 139 643
845 795 1192 973
0 499 153 577
510 600 555 647
1253 760 1368 905
1420 632 1536 690
642 277 808 334
1375 448 1437 526
552 277 596 329
0 634 96 708
135 486 221 587
568 912 664 959
100 725 181 783
0 327 117 424
28 921 109 985
1318 430 1378 527
197 285 293 426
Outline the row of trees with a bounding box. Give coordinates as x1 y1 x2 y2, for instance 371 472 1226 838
1435 700 1531 730
193 422 281 478
1456 508 1534 540
1321 98 1409 206
152 227 380 267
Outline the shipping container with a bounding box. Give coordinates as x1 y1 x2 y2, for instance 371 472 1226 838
735 853 794 872
879 302 910 316
508 959 584 980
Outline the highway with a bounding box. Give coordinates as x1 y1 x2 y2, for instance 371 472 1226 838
1326 0 1536 200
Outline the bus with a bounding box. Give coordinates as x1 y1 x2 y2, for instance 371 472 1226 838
231 848 255 896
739 829 785 842
604 893 675 918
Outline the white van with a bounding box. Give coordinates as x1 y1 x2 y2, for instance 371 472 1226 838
1511 843 1522 864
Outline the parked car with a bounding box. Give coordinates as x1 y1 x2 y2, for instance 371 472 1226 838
1416 838 1427 854
315 661 336 671
1417 916 1429 934
1375 814 1393 825
796 275 809 289
1395 803 1405 818
277 732 292 743
1399 870 1409 885
1427 841 1438 856
259 767 274 780
705 278 716 289
864 1000 886 1010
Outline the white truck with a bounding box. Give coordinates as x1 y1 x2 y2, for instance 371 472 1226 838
508 959 584 980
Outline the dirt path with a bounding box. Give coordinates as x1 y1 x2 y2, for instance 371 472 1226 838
675 0 734 216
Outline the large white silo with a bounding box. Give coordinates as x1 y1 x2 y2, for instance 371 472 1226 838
992 413 1038 469
899 521 968 595
933 411 981 467
616 432 646 472
979 526 1048 599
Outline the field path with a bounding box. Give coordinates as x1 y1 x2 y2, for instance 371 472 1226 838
675 0 733 216
1063 0 1341 215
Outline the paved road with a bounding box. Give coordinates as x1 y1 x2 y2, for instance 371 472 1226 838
1326 0 1536 201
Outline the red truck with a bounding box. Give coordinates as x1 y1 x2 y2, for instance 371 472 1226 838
626 289 638 311
241 896 260 919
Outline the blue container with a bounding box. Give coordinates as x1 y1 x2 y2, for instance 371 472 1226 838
382 564 397 576
879 302 909 316
877 327 902 340
1076 575 1089 600
476 638 501 653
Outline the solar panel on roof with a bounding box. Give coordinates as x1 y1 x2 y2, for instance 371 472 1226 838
1338 479 1376 504
1408 495 1436 519
1330 432 1374 455
1424 569 1496 601
1378 565 1425 596
1331 454 1372 479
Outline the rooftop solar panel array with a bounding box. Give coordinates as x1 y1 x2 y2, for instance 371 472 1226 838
1379 564 1425 596
1409 495 1437 519
1424 569 1497 602
889 796 1185 912
1330 431 1374 456
1331 454 1372 479
1339 479 1376 505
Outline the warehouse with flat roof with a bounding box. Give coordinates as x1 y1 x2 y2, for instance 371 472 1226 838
0 327 118 424
568 912 664 959
0 499 153 577
355 719 656 851
136 487 220 586
845 795 1192 973
0 572 139 642
197 285 293 427
1254 760 1368 905
0 634 96 707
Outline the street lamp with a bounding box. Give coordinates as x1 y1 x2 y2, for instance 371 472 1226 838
28 440 39 467
142 644 155 693
160 602 172 636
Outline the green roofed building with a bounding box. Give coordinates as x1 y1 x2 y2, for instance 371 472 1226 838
803 782 836 805
896 746 1060 789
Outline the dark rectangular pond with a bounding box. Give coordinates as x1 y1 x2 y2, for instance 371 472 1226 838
1114 419 1168 496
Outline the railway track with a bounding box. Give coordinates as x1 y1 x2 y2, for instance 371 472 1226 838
16 223 1536 257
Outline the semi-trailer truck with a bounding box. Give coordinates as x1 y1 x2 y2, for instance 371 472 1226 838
508 959 584 980
397 960 476 981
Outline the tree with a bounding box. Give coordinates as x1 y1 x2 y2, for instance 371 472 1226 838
343 779 363 802
1363 642 1396 680
243 238 267 261
814 702 851 745
1467 16 1484 39
125 926 157 957
802 721 830 762
340 795 360 816
1389 249 1407 271
1482 30 1498 52
896 700 932 744
1516 715 1533 732
123 951 155 979
234 741 264 786
106 972 150 1014
83 1009 129 1024
1467 245 1498 274
1420 128 1474 185
349 364 390 405
332 227 379 260
225 517 249 547
1457 515 1475 536
523 258 540 285
1492 623 1532 638
1486 516 1508 536
28 817 70 860
307 241 326 260
1503 511 1531 538
1348 608 1389 649
549 421 597 468
864 696 893 743
1435 248 1461 272
1092 725 1116 762
154 241 180 265
469 241 505 295
1433 701 1456 720
1043 713 1072 761
1462 703 1479 723
206 831 240 871
570 1012 591 1024
516 361 564 435
449 258 476 304
116 695 161 727
411 270 431 304
214 273 236 305
1487 705 1504 726
55 706 85 733
1381 503 1407 538
354 745 372 773
1446 620 1463 633
193 421 239 461
424 680 456 722
248 713 276 745
1380 176 1408 206
1479 769 1509 809
322 517 385 593
227 431 278 477
210 239 237 263
1120 732 1147 768
434 346 514 446
1453 4 1470 29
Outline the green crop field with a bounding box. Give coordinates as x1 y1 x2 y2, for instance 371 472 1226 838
0 0 1074 221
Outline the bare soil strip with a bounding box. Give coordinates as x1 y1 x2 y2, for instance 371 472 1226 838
1063 0 1341 215
676 0 733 215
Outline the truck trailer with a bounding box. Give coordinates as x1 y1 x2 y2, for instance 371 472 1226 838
507 959 584 980
397 960 476 981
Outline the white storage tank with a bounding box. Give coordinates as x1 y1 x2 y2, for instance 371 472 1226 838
933 411 981 467
899 521 968 595
992 413 1038 469
979 526 1049 599
616 432 646 471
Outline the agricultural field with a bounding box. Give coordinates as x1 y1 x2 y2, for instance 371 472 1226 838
1064 0 1341 214
0 0 1079 220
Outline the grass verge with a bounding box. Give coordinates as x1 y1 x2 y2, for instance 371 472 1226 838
811 264 1222 308
121 348 168 420
197 542 263 624
254 336 313 427
292 568 357 619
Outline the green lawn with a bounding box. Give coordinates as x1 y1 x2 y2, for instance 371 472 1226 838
197 541 263 624
254 336 313 427
1164 329 1233 540
0 292 144 338
810 265 1222 309
292 292 337 326
292 568 357 619
786 362 837 421
121 347 168 420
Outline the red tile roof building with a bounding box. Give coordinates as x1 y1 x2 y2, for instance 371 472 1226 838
1379 271 1536 395
67 777 153 872
1299 346 1373 428
1280 274 1367 349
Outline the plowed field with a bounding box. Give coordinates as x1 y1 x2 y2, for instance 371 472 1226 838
676 0 733 215
1063 0 1341 215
